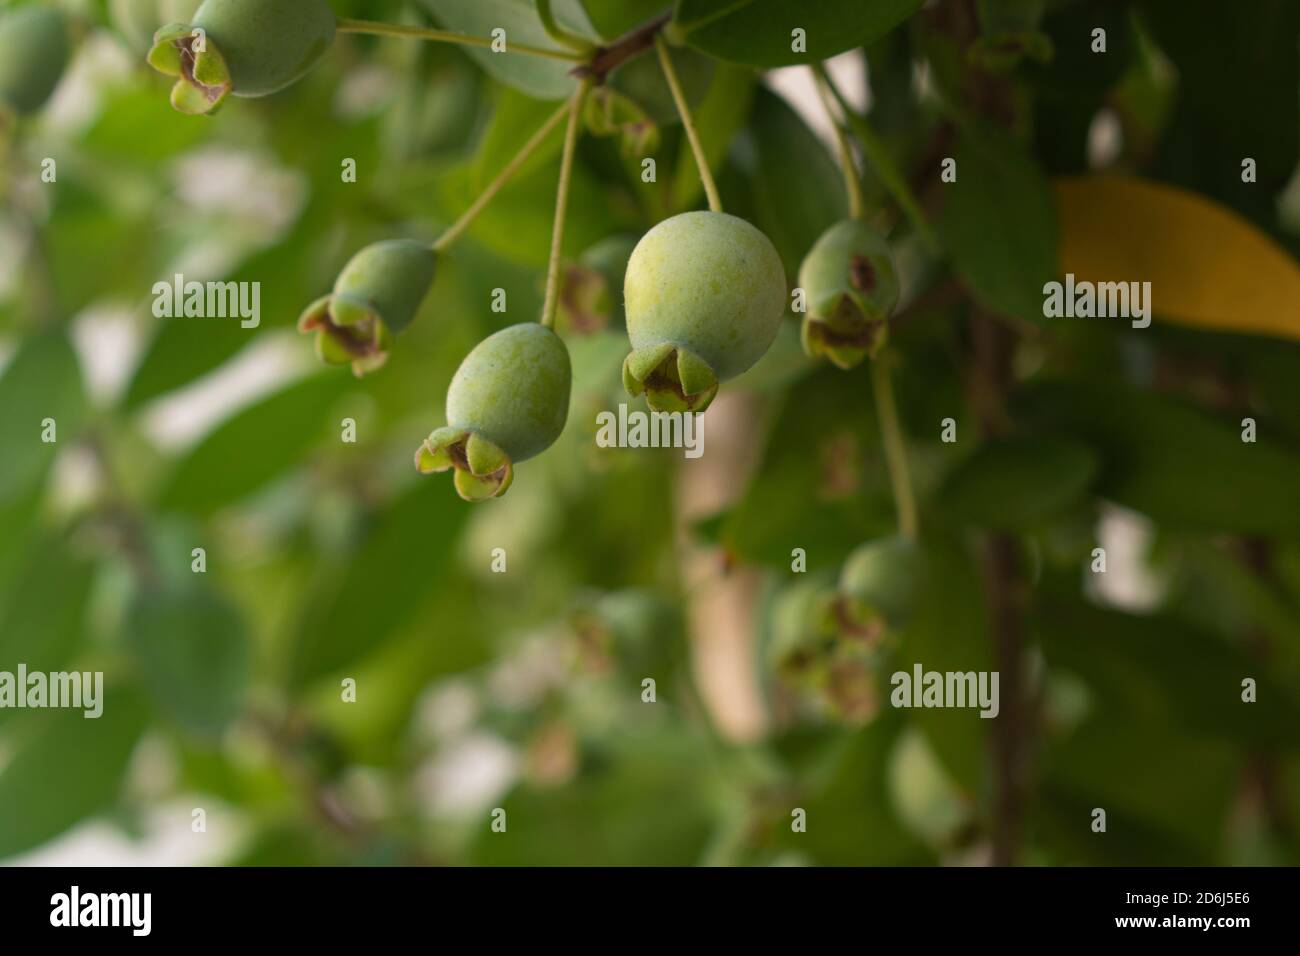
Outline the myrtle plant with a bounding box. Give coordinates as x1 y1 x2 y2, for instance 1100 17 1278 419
0 0 1298 872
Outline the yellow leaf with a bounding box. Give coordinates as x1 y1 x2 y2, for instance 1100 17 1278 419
1054 176 1300 341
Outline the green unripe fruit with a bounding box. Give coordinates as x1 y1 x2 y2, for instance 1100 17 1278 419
767 577 883 724
623 211 786 413
416 324 572 502
798 220 899 370
839 535 923 630
298 240 437 377
0 7 71 117
148 0 336 114
447 325 571 463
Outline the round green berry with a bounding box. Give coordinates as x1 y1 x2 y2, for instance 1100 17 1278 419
798 220 899 370
147 0 336 114
0 6 71 117
415 324 572 502
623 211 787 413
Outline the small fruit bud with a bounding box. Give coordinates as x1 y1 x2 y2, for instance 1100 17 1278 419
583 86 659 156
415 324 571 501
798 220 900 370
147 0 336 115
298 240 437 377
555 265 612 336
968 0 1053 72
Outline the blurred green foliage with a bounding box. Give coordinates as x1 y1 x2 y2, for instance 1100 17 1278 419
0 0 1297 867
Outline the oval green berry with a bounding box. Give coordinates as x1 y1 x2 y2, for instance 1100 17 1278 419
623 211 787 413
0 6 71 117
148 0 335 114
415 324 572 502
798 220 900 370
298 240 437 377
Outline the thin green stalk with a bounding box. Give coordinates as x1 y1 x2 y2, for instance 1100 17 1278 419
655 35 722 213
810 65 865 220
432 100 573 254
336 18 586 62
541 80 593 330
871 354 919 540
814 63 939 253
536 0 596 53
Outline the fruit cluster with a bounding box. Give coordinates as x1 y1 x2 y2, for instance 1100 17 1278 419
7 0 901 505
768 536 921 722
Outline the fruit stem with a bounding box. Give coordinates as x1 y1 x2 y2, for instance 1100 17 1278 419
815 64 939 253
540 79 593 330
810 64 866 220
432 99 573 254
536 0 597 54
336 19 587 62
655 34 723 214
870 353 918 540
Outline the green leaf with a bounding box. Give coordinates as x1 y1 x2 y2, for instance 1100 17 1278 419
1141 0 1298 222
82 85 210 163
607 42 714 126
158 374 350 515
472 87 568 188
722 367 895 569
286 482 471 688
1035 600 1300 751
744 87 846 274
0 689 149 860
468 732 717 865
897 539 996 793
940 127 1058 321
1040 717 1239 860
675 0 922 68
1015 381 1300 536
1034 774 1222 865
419 0 590 99
936 436 1098 530
126 585 251 736
580 0 669 39
0 481 43 595
123 204 333 410
381 44 485 163
772 714 933 864
0 330 85 504
0 537 95 701
43 178 156 315
437 160 617 268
